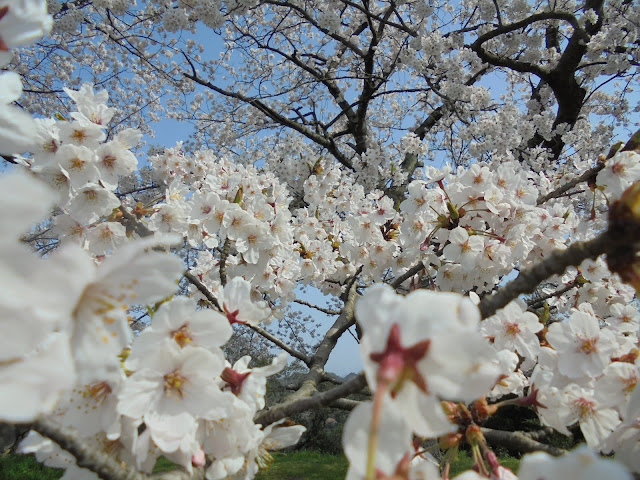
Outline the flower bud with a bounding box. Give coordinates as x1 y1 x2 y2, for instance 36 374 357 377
439 431 464 450
471 398 499 423
465 424 484 446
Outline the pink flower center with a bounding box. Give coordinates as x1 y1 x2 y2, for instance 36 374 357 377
369 323 431 397
504 323 521 336
224 305 244 325
573 397 595 419
577 336 598 354
221 367 252 395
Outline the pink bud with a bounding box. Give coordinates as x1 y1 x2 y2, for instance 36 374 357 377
191 448 206 467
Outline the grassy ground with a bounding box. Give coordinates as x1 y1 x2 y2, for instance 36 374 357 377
0 454 63 480
0 449 519 479
255 451 349 479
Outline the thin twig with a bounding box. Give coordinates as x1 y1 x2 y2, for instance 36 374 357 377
247 323 311 365
293 298 341 315
527 279 581 310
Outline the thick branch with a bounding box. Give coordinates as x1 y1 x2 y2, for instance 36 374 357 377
254 372 367 425
469 12 581 79
330 398 362 411
481 427 566 456
537 162 605 205
256 269 362 426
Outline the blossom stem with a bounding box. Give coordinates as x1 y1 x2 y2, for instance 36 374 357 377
440 447 457 480
366 381 388 480
471 443 489 477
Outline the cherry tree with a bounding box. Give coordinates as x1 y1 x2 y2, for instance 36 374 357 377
2 0 640 479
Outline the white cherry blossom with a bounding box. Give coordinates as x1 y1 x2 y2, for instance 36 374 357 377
546 305 618 379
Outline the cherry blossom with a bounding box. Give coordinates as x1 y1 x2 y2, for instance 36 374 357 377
215 277 271 326
125 296 232 369
546 305 618 379
0 71 38 154
481 301 543 364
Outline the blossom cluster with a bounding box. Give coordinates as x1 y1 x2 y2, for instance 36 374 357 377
6 79 640 479
344 286 639 479
5 78 640 478
0 6 306 476
3 169 305 478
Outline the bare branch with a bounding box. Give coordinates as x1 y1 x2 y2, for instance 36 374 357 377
254 372 367 425
481 427 566 456
537 162 605 205
182 69 355 170
293 298 341 315
330 398 362 411
31 417 205 480
256 268 362 426
247 323 312 365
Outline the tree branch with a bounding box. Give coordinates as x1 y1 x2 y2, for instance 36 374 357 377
247 323 312 365
31 417 205 480
293 298 341 315
256 268 362 426
254 372 367 425
537 162 605 205
481 427 566 456
390 261 425 289
182 62 355 170
183 271 222 310
219 238 231 287
478 229 626 319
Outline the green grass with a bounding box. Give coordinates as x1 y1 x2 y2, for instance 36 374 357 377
1 449 520 479
256 451 349 480
0 454 63 480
